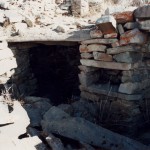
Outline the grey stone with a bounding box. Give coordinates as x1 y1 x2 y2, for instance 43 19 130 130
46 133 65 150
24 97 52 126
124 22 138 29
134 5 150 18
57 104 73 115
113 52 142 63
138 20 150 31
80 84 142 101
117 24 124 35
80 59 133 70
78 71 99 86
93 52 113 62
119 79 150 94
41 117 148 150
78 65 99 73
43 106 70 122
107 45 141 55
81 52 93 59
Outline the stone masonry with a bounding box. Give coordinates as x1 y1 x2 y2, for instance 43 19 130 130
79 5 150 135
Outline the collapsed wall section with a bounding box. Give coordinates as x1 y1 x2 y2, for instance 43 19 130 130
79 5 150 135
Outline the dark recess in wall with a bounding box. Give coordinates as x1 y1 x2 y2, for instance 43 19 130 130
29 44 80 105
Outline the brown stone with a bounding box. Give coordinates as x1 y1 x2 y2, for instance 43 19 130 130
113 11 134 23
87 44 107 52
119 28 147 46
90 29 103 38
93 52 113 62
79 44 88 53
104 33 118 39
111 41 120 48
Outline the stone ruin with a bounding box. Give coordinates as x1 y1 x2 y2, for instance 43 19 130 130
0 1 150 150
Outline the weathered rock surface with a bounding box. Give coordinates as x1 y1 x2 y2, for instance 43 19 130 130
41 117 148 150
93 52 113 62
81 52 93 59
113 52 142 63
134 5 150 18
81 38 118 45
107 45 141 54
138 20 150 31
124 22 138 29
24 96 52 127
113 11 134 23
90 29 103 38
119 28 147 45
80 59 133 70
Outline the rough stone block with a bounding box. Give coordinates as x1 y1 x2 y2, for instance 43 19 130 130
78 65 99 73
87 44 107 52
119 79 150 94
113 11 134 23
90 29 103 38
93 52 113 62
124 22 138 29
96 15 117 35
79 44 88 53
81 38 118 45
107 45 141 55
13 23 27 32
120 28 147 46
113 52 142 63
78 71 99 86
81 53 93 59
138 20 150 31
80 59 133 70
134 5 150 19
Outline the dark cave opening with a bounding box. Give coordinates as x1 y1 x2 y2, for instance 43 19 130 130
29 44 80 105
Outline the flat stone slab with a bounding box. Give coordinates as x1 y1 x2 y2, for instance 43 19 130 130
81 38 118 45
134 5 150 19
107 45 141 55
80 59 134 70
80 84 142 101
79 44 107 53
113 52 142 63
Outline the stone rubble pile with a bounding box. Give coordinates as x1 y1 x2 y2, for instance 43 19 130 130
79 5 150 134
